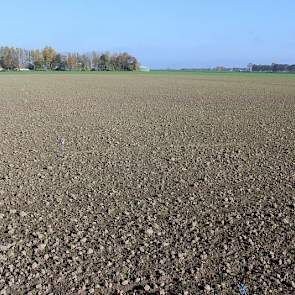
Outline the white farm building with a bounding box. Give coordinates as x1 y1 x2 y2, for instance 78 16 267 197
139 65 150 72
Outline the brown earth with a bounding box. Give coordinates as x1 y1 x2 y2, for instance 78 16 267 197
0 73 294 294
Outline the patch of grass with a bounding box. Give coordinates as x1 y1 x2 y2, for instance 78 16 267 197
0 70 294 80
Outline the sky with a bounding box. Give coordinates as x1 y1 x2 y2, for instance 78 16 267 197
1 0 294 69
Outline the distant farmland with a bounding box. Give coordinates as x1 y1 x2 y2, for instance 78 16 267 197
0 72 294 294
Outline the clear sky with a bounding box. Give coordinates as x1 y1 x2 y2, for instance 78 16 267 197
1 0 294 69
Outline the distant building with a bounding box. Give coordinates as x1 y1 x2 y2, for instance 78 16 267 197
0 67 3 71
247 63 253 72
139 65 150 72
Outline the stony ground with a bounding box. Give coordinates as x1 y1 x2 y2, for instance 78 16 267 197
0 73 294 294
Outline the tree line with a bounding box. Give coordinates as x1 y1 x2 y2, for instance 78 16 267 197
0 46 140 71
250 63 295 72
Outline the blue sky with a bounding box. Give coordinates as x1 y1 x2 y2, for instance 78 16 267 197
1 0 294 68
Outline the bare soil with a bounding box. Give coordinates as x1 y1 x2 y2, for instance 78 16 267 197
0 73 294 294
